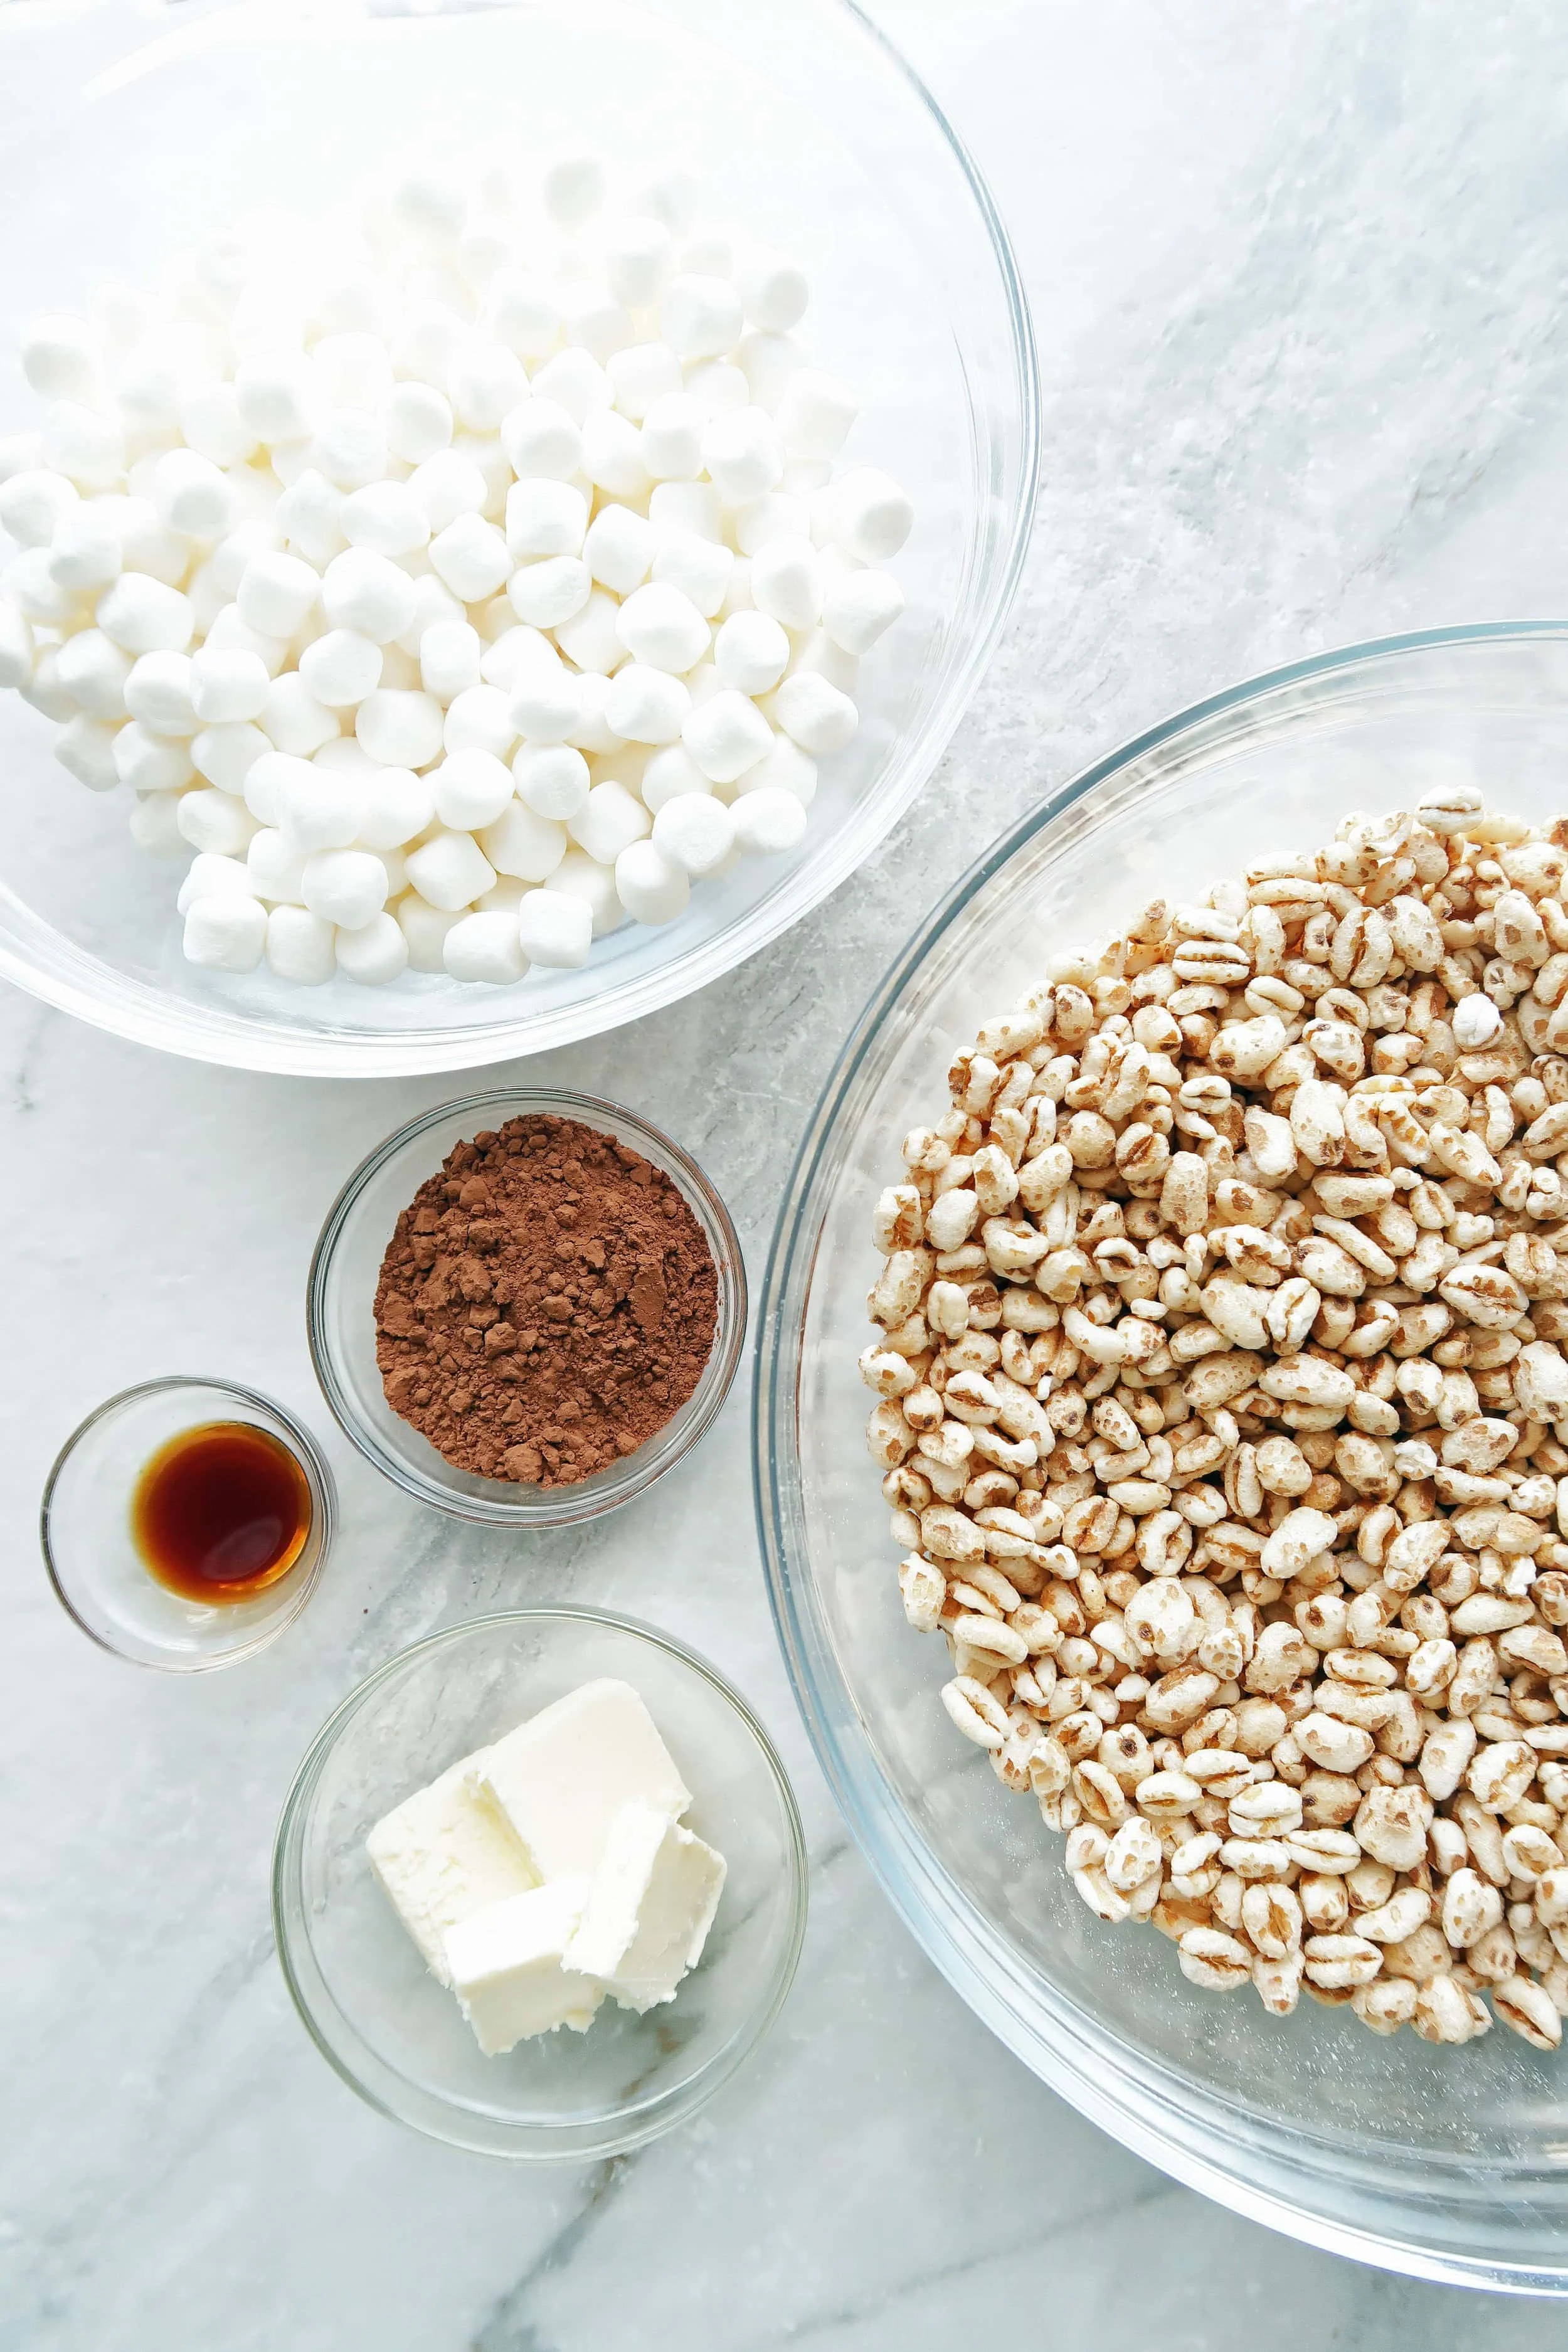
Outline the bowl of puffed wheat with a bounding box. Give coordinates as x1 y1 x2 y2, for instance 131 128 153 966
756 622 1568 2295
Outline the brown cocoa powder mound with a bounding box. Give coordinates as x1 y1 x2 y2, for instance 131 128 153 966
373 1114 719 1488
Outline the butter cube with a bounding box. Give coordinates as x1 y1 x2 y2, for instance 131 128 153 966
477 1678 691 1882
566 1799 727 2013
443 1880 603 2054
366 1746 536 1987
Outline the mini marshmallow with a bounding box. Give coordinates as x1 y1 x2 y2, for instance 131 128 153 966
443 909 526 984
507 556 592 629
652 792 734 877
480 798 568 882
449 343 528 432
21 649 80 723
397 574 466 657
564 670 620 755
615 582 709 673
605 663 690 744
357 686 444 768
48 507 123 593
56 629 131 719
735 734 817 805
433 748 516 830
512 744 591 822
770 670 858 754
822 566 904 655
443 682 517 758
0 601 34 691
789 625 858 693
247 828 309 902
650 531 732 619
299 845 387 928
732 492 810 555
517 888 593 968
115 723 193 794
6 547 82 627
505 480 588 561
336 910 409 984
501 398 583 483
353 766 434 852
832 465 913 562
559 285 634 366
190 646 271 723
275 760 369 853
591 743 651 795
430 512 512 603
640 744 711 813
395 893 463 969
509 665 585 745
546 847 623 936
297 628 381 710
183 893 267 972
262 671 340 756
713 610 788 694
43 401 124 490
97 573 194 656
683 689 773 784
323 548 417 643
686 359 749 417
738 248 808 334
405 827 496 910
775 368 857 461
391 302 467 388
702 407 782 503
124 651 198 734
177 787 258 856
420 618 482 701
750 534 821 630
615 839 689 926
266 903 337 985
581 410 650 502
315 332 393 412
661 275 744 362
0 467 80 548
206 522 280 601
152 449 235 541
554 590 624 675
55 717 120 792
178 383 258 469
177 852 253 914
205 604 286 675
607 341 682 421
383 379 453 466
312 412 389 494
582 506 656 598
638 394 704 482
237 548 321 637
193 720 269 795
337 482 428 564
543 152 605 230
569 779 652 864
485 271 561 361
23 314 102 402
648 482 723 542
529 348 613 424
600 218 674 310
407 448 489 534
731 785 808 856
233 352 319 445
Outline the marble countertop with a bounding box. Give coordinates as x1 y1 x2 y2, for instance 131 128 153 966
7 1 1568 2343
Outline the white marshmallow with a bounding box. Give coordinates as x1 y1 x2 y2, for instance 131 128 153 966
607 341 682 421
443 682 517 757
640 744 710 813
48 507 123 593
177 787 258 855
152 449 235 540
115 722 193 794
233 352 319 445
582 505 655 596
702 406 782 503
391 302 466 388
97 573 194 655
383 379 453 466
124 651 199 734
396 892 464 969
396 573 465 657
546 847 623 936
295 628 379 709
183 893 266 972
407 448 489 534
543 152 605 230
0 601 34 690
736 734 817 805
832 466 913 562
822 565 904 654
6 546 82 627
530 347 613 425
615 582 709 673
56 629 131 719
650 530 732 618
554 590 624 674
204 603 286 675
505 479 588 562
660 275 743 361
581 410 650 502
21 649 81 723
243 750 302 827
648 481 723 542
485 272 561 361
591 743 650 795
443 909 525 984
336 911 409 984
501 398 583 483
23 314 102 402
405 827 495 910
568 780 652 865
599 216 674 310
516 887 593 968
356 686 444 768
789 625 859 693
314 332 393 412
713 610 788 694
432 748 516 830
638 394 704 482
193 720 268 795
738 248 808 334
652 792 735 877
262 671 340 756
605 663 690 744
355 765 435 851
480 798 568 882
558 283 634 365
301 847 388 929
750 534 822 630
238 549 321 637
336 481 427 563
686 359 749 417
615 839 689 926
732 785 808 856
43 401 125 490
266 903 337 985
513 744 591 820
55 716 121 792
773 366 855 460
177 383 258 469
509 665 585 744
275 759 368 852
312 412 389 495
206 522 278 601
507 556 591 628
420 618 482 701
0 467 80 548
322 548 416 643
770 670 858 755
564 670 620 755
430 512 512 603
177 852 253 914
247 828 309 903
190 647 271 723
682 689 773 784
733 491 810 555
448 343 527 432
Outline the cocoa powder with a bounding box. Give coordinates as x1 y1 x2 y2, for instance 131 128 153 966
373 1115 719 1488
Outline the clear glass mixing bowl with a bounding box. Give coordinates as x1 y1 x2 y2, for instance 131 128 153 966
0 0 1036 1076
755 623 1568 2297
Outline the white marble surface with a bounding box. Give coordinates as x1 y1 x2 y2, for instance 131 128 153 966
7 0 1568 2342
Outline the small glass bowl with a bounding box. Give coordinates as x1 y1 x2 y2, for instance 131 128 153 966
307 1088 746 1527
272 1608 807 2159
40 1376 335 1670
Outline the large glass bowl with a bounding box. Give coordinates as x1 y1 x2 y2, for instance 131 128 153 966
0 0 1036 1075
755 623 1568 2297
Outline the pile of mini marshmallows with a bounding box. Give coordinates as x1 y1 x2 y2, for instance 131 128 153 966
0 154 911 987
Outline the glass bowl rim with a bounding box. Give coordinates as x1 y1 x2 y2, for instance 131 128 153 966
38 1372 337 1672
753 618 1568 2296
0 0 1041 1079
270 1602 811 2159
306 1084 750 1526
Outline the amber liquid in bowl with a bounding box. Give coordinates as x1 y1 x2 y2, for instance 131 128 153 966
132 1422 312 1601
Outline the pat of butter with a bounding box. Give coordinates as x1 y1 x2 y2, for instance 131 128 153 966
567 1799 727 2013
366 1746 536 1988
477 1678 691 1882
443 1880 602 2054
